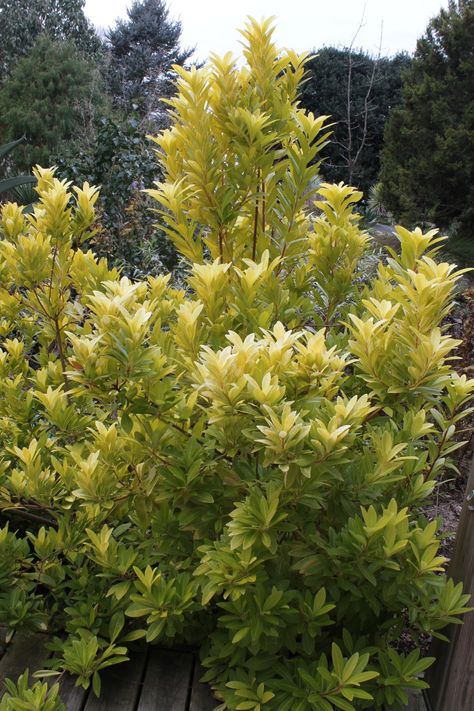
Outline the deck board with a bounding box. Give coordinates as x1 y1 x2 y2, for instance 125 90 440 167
59 673 89 711
83 647 148 711
0 634 432 711
0 631 50 696
137 647 194 711
0 626 9 662
189 662 216 711
0 635 221 710
385 692 429 710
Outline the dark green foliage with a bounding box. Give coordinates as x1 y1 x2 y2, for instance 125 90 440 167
299 48 411 192
107 0 194 120
0 0 103 80
55 117 177 274
379 0 474 239
0 0 192 274
0 36 106 172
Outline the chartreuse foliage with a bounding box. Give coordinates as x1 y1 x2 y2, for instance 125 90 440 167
0 671 65 711
0 18 472 711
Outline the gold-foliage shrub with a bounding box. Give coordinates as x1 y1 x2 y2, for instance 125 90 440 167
0 18 472 711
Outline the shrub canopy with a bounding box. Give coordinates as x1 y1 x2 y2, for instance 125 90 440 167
0 18 472 711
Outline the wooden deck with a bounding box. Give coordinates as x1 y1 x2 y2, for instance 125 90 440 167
0 627 430 710
0 629 215 710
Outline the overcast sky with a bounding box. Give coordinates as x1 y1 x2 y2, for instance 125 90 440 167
84 0 450 61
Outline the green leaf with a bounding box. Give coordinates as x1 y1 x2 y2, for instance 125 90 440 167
92 671 101 697
0 136 26 160
232 627 249 644
0 175 36 193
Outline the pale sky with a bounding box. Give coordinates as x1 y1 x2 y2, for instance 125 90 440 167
84 0 450 61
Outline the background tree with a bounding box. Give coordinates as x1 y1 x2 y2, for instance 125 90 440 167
0 0 186 275
0 35 106 171
299 47 410 192
0 0 103 80
107 0 194 121
55 116 177 276
379 0 474 240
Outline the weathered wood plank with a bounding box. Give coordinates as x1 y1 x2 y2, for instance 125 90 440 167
0 627 10 660
83 647 148 711
137 647 193 711
189 661 216 711
59 673 89 711
426 458 474 711
385 691 428 710
0 631 50 695
0 637 210 711
406 692 428 710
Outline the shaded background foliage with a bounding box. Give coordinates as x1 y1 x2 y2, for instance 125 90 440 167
0 0 189 274
0 0 473 267
0 0 103 77
379 0 474 241
299 48 411 193
0 35 107 172
55 116 178 275
107 0 194 121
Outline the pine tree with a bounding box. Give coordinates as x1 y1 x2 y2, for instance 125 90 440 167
107 0 193 120
0 35 106 171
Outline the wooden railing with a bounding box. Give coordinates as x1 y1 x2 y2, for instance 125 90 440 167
426 458 474 711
